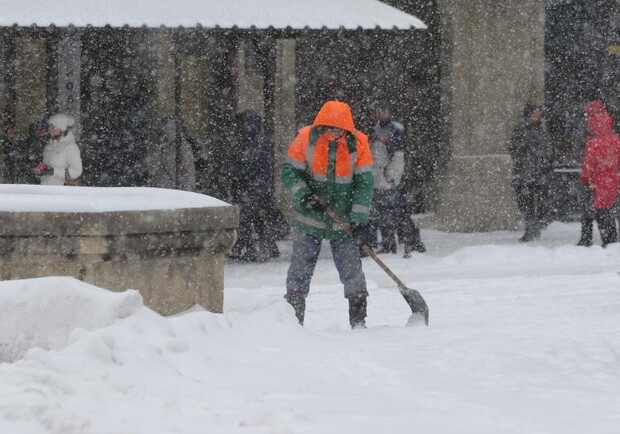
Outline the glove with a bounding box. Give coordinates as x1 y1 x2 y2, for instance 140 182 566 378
33 162 53 176
349 223 367 239
300 193 326 212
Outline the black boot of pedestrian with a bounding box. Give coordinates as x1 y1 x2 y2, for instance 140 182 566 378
519 221 541 242
518 230 540 243
403 245 412 259
285 295 306 325
410 242 426 253
377 240 397 254
348 294 367 329
410 224 426 253
597 209 617 247
577 217 593 247
403 225 425 257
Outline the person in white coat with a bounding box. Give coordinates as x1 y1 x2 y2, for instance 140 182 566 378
33 114 83 185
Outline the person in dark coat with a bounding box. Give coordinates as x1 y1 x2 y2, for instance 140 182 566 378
2 120 47 184
229 110 280 262
577 100 620 247
509 102 554 242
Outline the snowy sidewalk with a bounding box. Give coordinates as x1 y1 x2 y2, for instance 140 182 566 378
0 221 618 433
224 221 620 433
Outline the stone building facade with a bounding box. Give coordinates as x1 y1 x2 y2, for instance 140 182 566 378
3 1 609 232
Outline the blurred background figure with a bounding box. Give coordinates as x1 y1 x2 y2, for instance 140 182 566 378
148 116 197 191
577 100 620 247
228 110 280 262
364 100 425 257
2 120 47 184
33 114 83 186
509 101 553 242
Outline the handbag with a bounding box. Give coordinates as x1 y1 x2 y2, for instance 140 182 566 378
64 168 84 186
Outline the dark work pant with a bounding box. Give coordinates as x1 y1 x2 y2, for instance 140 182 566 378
285 229 368 299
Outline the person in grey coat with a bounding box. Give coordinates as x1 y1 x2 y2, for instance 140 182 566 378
364 101 425 256
509 102 554 242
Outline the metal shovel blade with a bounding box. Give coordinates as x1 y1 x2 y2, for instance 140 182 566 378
316 196 430 327
402 287 429 327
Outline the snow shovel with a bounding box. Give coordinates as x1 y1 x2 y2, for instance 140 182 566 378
314 195 429 326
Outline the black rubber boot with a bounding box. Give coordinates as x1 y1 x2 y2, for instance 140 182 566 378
519 218 542 242
377 239 397 254
519 228 540 243
409 225 426 253
577 216 593 247
597 209 618 247
403 244 412 258
285 295 306 325
348 294 367 329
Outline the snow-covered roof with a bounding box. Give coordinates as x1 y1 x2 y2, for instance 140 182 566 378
0 0 426 30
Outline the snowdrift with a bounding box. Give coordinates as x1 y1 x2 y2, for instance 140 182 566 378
0 277 143 362
0 276 299 364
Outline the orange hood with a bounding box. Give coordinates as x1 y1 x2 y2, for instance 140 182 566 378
312 101 356 133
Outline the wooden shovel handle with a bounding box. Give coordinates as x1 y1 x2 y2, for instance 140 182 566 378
313 195 410 293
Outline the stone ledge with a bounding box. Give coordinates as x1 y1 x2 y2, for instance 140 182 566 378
0 197 238 315
0 228 236 260
0 205 238 236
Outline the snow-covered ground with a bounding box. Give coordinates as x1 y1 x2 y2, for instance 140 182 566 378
1 221 619 433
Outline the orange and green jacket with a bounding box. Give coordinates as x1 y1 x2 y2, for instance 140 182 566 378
282 101 374 240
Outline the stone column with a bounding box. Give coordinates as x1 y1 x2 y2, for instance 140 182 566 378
152 31 175 120
179 51 213 142
0 37 6 182
273 39 297 214
236 40 266 116
14 37 47 136
57 33 82 141
433 0 546 231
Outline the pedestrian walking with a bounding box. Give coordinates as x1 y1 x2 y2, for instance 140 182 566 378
509 102 554 242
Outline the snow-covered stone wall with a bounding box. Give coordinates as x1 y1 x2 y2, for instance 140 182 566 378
0 186 238 315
